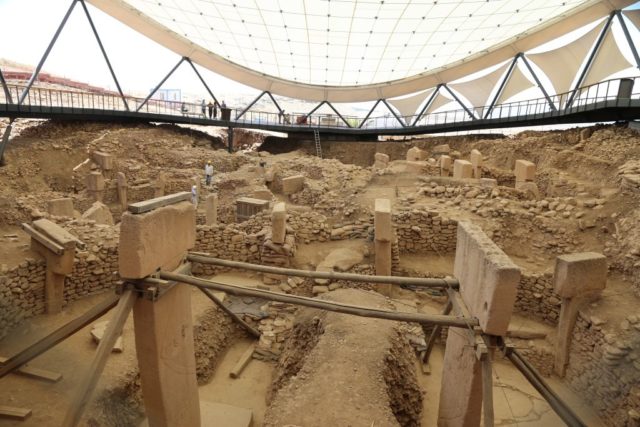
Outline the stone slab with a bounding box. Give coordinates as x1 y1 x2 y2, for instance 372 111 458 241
452 160 473 179
252 188 272 201
553 252 607 298
374 152 389 163
86 171 105 191
119 201 195 279
82 201 114 225
440 155 452 177
33 219 78 249
282 175 304 194
205 194 218 225
470 149 482 179
374 198 392 242
127 192 191 214
91 151 113 171
47 198 74 218
453 221 521 335
406 147 424 162
514 160 536 182
271 202 287 244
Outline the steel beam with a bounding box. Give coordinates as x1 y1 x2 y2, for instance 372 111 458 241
325 101 352 127
185 58 221 109
443 84 476 120
381 98 407 127
617 11 640 70
567 12 616 108
18 0 78 105
79 0 129 111
235 91 266 120
521 55 557 111
484 55 520 119
358 99 381 128
0 68 12 104
304 100 327 119
412 85 440 126
265 91 284 115
136 57 185 112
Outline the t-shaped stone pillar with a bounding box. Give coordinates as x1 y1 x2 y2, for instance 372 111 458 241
470 149 482 179
205 194 218 225
118 195 200 427
271 202 287 244
374 198 392 297
116 172 128 211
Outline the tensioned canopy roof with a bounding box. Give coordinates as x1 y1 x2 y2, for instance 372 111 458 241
87 0 636 102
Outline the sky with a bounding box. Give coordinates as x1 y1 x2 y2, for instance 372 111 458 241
0 0 639 115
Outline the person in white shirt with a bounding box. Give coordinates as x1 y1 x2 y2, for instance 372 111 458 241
204 161 214 186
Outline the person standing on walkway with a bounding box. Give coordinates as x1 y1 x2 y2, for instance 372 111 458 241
213 101 218 118
201 99 206 117
204 160 214 186
207 101 214 119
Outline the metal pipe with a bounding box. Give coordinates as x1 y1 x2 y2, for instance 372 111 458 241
19 0 78 105
136 57 185 112
186 254 458 288
79 0 129 111
160 271 476 328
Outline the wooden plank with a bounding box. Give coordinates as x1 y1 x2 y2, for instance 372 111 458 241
0 405 32 421
21 223 64 255
229 344 256 379
62 290 136 427
127 191 191 214
0 294 119 379
0 357 62 382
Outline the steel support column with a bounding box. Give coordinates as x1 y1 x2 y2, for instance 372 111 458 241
324 101 352 127
521 55 557 111
484 55 520 119
358 100 381 129
0 68 12 104
136 57 185 112
265 92 284 115
381 99 407 127
185 58 221 109
18 0 78 105
443 84 476 120
79 0 129 111
227 127 234 153
567 12 616 108
0 118 15 166
412 85 440 126
617 11 640 70
235 91 267 120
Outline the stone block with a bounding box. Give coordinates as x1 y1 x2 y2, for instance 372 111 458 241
252 188 272 201
453 221 521 335
47 198 74 217
91 150 114 170
374 198 392 242
118 200 195 279
374 240 392 297
236 197 269 222
440 155 452 177
406 161 427 173
515 181 540 198
374 152 389 164
406 147 424 162
553 252 607 298
480 178 498 188
86 171 105 191
282 175 304 194
117 172 128 210
433 144 450 155
82 201 114 225
470 149 482 178
452 160 473 179
205 194 218 225
271 202 287 245
514 160 536 182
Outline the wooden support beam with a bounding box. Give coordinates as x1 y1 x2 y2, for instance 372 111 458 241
229 344 256 379
127 191 191 214
421 299 452 368
197 287 260 338
0 405 32 421
0 357 62 382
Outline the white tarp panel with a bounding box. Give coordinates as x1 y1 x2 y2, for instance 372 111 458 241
583 30 634 87
622 10 640 32
449 62 509 109
527 21 604 94
388 89 435 122
425 91 455 115
496 64 537 104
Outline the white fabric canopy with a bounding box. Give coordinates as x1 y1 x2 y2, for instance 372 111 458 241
583 30 634 87
425 91 455 115
449 62 510 109
527 21 604 94
622 9 640 32
496 64 537 104
388 89 435 122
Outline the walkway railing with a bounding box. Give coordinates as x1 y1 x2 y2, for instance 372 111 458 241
0 77 638 131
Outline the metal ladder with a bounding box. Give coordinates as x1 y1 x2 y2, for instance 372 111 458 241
313 129 322 158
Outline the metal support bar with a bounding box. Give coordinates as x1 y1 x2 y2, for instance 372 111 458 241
265 91 283 115
381 99 407 127
501 340 586 426
236 91 267 120
185 58 221 109
324 101 352 128
521 55 557 111
0 294 119 379
136 57 185 112
443 84 476 120
79 0 129 111
567 12 616 108
304 100 327 119
160 271 476 328
196 286 261 338
18 0 78 105
358 99 381 128
412 85 440 126
485 55 520 119
0 118 15 166
187 254 458 288
617 11 640 70
0 68 12 104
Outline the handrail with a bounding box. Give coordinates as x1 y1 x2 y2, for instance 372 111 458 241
0 77 638 131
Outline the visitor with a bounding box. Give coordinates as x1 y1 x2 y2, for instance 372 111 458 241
204 160 214 186
221 100 227 109
213 101 218 118
191 185 198 208
201 99 206 117
207 100 214 119
180 102 188 115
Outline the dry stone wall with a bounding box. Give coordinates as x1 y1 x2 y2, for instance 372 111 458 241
394 209 457 254
514 271 561 325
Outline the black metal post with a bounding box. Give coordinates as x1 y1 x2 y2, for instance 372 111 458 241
79 0 129 111
304 101 327 119
484 55 519 119
380 99 406 127
265 91 284 114
443 84 476 120
358 99 381 129
227 127 234 153
412 85 440 126
136 57 185 112
0 68 12 104
521 55 557 111
235 91 266 120
567 12 616 108
617 11 640 69
185 58 221 109
19 0 78 105
0 118 15 166
324 101 352 128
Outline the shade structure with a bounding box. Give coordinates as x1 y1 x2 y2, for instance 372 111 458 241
424 91 455 116
583 30 635 87
496 65 537 105
388 89 435 124
449 62 510 110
